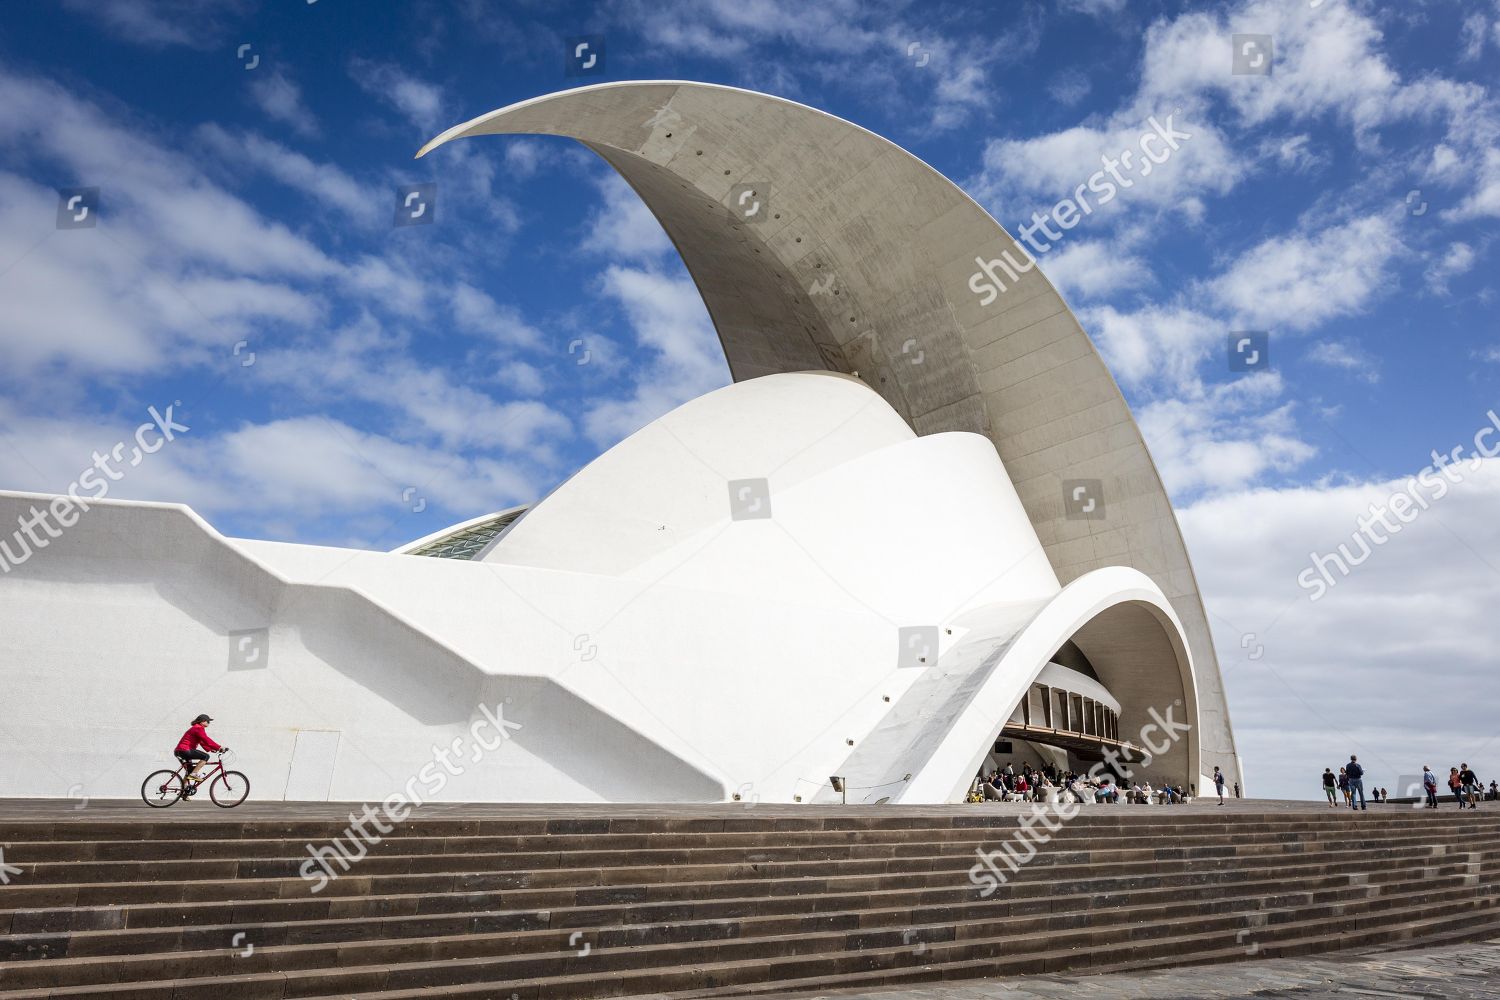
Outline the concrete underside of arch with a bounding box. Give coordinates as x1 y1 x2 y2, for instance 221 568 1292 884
421 80 1241 792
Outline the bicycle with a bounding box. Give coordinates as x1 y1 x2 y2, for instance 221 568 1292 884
141 750 250 808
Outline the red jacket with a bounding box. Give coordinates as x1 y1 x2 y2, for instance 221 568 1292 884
176 724 223 753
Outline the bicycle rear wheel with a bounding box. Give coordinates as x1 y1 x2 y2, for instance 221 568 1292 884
141 769 184 808
210 770 250 807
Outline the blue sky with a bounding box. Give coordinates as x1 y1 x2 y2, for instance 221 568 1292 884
2 0 1499 799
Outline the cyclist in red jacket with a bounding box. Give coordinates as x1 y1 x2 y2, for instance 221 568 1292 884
175 714 227 795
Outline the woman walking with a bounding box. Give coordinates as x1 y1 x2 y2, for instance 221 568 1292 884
1338 767 1351 807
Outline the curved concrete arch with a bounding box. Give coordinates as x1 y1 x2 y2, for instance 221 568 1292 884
826 565 1198 804
420 80 1240 787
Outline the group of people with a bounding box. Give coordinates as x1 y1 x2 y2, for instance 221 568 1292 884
1322 755 1493 810
1416 763 1489 809
968 761 1226 806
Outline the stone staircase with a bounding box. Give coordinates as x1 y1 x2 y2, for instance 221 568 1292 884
2 805 1499 998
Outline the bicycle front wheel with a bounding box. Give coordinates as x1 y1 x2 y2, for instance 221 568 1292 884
141 769 184 808
210 770 250 807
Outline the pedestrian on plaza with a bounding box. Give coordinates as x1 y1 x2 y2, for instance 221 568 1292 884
1460 763 1480 809
1213 766 1226 805
1322 767 1338 807
1449 767 1464 808
1346 755 1367 811
1338 767 1350 806
1422 766 1439 809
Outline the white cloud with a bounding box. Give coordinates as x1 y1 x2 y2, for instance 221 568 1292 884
616 0 1017 132
1047 68 1091 107
1080 303 1219 391
1443 149 1500 222
1058 0 1127 17
582 265 729 447
349 60 445 130
451 283 544 348
1304 340 1379 385
247 71 318 138
0 405 537 537
1263 133 1323 173
1180 460 1500 799
1139 377 1315 496
247 315 568 456
1208 215 1401 332
1425 241 1476 295
497 361 545 397
197 125 381 226
60 0 248 50
582 173 673 261
1038 240 1150 302
970 111 1243 230
1461 13 1490 62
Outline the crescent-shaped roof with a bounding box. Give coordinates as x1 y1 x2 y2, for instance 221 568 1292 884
419 80 1239 777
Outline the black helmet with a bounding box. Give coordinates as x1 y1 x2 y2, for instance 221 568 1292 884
193 714 214 725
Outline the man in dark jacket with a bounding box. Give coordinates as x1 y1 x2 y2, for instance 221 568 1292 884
1460 763 1480 809
1346 755 1367 811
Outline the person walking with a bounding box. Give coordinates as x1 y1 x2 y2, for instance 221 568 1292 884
1345 755 1367 811
1422 766 1439 809
1460 763 1480 809
1338 767 1350 806
1449 767 1464 808
1322 767 1338 807
1213 766 1227 805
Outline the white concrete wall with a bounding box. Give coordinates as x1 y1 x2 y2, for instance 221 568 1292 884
0 373 1089 804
